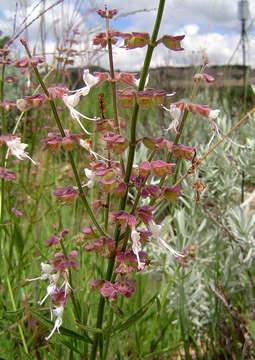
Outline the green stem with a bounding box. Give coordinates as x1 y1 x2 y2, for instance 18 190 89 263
59 239 81 321
21 39 106 237
0 63 6 210
150 65 205 205
89 2 166 359
0 62 6 260
131 149 156 214
102 308 113 360
106 14 125 176
6 275 29 354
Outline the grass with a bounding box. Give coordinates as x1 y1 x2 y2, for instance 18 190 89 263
0 4 255 358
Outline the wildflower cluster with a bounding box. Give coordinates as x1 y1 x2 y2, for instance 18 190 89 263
26 249 78 340
1 4 221 347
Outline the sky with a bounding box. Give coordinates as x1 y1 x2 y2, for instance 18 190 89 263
0 0 255 70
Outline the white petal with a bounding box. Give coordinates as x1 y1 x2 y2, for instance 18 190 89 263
83 69 99 88
158 237 183 257
208 109 220 120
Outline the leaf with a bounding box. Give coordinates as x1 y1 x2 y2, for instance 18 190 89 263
30 310 93 344
249 320 255 340
144 343 182 358
14 224 24 255
1 309 23 321
59 340 82 355
107 301 125 318
75 322 104 334
110 293 158 334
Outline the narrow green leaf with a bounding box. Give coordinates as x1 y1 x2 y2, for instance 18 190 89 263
14 223 24 255
59 340 82 355
2 309 23 321
75 322 104 334
30 310 93 344
111 293 158 334
107 301 125 318
144 342 182 358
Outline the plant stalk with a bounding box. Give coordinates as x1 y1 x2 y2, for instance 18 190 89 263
89 1 166 358
21 39 107 237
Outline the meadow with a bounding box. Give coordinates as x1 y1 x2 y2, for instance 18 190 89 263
0 1 255 359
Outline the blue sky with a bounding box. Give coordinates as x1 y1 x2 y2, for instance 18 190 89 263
0 0 254 70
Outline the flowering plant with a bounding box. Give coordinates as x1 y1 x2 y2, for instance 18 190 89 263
0 1 254 359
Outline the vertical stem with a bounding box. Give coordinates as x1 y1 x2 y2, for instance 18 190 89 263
59 239 81 321
0 63 6 228
21 39 107 237
6 275 29 354
241 170 245 203
89 2 166 359
105 7 125 175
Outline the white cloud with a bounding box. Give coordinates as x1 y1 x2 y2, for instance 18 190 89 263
0 0 254 70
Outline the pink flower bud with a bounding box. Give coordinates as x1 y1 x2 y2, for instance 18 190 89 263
89 279 105 291
109 211 129 227
0 101 16 111
94 119 114 132
142 136 165 151
82 226 99 240
136 90 153 109
0 167 16 182
62 137 74 151
11 207 23 217
54 186 78 205
139 161 151 178
118 72 137 86
117 87 136 108
96 8 118 18
160 35 185 51
113 182 127 198
120 32 150 49
172 144 195 160
163 185 182 202
151 160 175 177
141 185 161 199
45 236 59 247
103 132 129 154
187 103 210 117
151 89 167 106
192 73 215 83
136 205 154 225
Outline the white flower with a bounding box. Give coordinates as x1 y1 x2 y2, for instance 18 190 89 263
79 139 107 161
84 168 96 188
134 74 149 88
162 104 182 133
158 237 183 258
207 109 221 148
62 69 102 133
148 221 164 238
208 109 220 121
83 69 100 88
6 137 37 165
45 305 64 341
61 269 72 297
26 262 55 282
148 221 183 258
38 283 57 306
131 229 144 270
